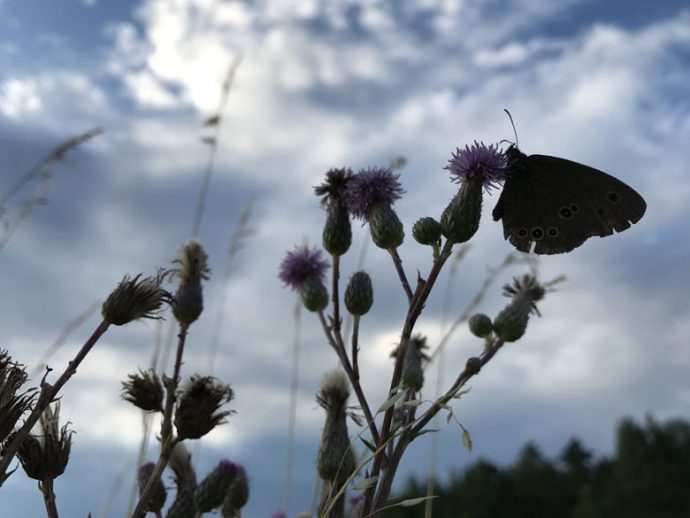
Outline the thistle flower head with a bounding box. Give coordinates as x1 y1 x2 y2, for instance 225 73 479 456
138 461 167 513
314 168 354 207
194 459 239 513
343 167 404 220
121 369 164 412
278 246 329 291
102 270 172 325
502 274 545 317
172 240 211 325
173 240 211 283
445 141 507 191
0 350 35 443
221 464 249 515
316 369 350 415
13 402 73 481
493 274 546 342
174 375 234 440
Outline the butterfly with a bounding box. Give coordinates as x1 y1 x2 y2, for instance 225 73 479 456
492 144 647 254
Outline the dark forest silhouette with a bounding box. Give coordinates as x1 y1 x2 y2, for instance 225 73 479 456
383 415 690 518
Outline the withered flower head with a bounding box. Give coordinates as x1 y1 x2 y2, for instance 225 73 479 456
121 369 164 412
102 270 172 326
174 375 234 440
0 350 36 443
14 402 73 481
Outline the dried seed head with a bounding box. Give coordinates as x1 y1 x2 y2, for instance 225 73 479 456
14 402 73 480
174 375 234 440
0 350 35 443
102 270 172 326
138 461 167 513
121 369 164 412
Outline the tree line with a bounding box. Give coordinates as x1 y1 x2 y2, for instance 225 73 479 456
383 415 690 518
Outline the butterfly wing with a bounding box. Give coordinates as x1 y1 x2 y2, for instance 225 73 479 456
492 154 647 254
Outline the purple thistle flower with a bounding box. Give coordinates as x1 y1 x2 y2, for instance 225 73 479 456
343 167 404 220
445 141 507 191
279 246 329 290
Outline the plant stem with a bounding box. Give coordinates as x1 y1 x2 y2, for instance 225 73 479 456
332 254 342 336
317 312 380 446
387 248 413 302
131 323 190 517
351 315 360 379
361 240 454 516
39 479 59 518
0 320 110 484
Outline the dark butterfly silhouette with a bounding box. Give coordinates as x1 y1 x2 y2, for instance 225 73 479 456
492 144 647 254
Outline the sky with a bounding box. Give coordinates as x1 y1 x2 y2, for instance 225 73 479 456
1 0 689 516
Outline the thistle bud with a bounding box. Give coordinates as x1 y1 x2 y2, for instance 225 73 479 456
316 370 355 483
344 271 373 316
493 275 545 342
121 369 164 412
221 464 249 517
172 240 210 325
412 217 442 246
322 202 352 256
468 313 493 338
399 334 430 392
369 203 404 249
300 278 329 312
440 175 483 244
138 462 167 513
174 376 234 440
194 460 238 513
166 490 196 518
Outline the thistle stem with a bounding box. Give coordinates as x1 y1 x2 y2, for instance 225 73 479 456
39 479 59 518
131 323 190 517
387 248 413 302
0 320 110 484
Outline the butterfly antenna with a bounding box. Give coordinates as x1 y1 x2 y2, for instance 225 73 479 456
503 109 519 147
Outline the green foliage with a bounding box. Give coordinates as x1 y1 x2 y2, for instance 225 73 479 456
383 416 690 518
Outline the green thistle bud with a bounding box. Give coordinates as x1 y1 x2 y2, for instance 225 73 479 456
440 175 483 244
400 334 429 392
493 306 527 342
493 275 546 342
468 313 493 338
194 460 238 513
344 271 373 316
300 278 329 312
121 369 164 412
174 376 234 440
316 370 356 483
322 202 352 256
369 203 404 249
138 462 167 513
221 465 249 517
169 443 197 494
412 217 442 245
166 490 196 518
